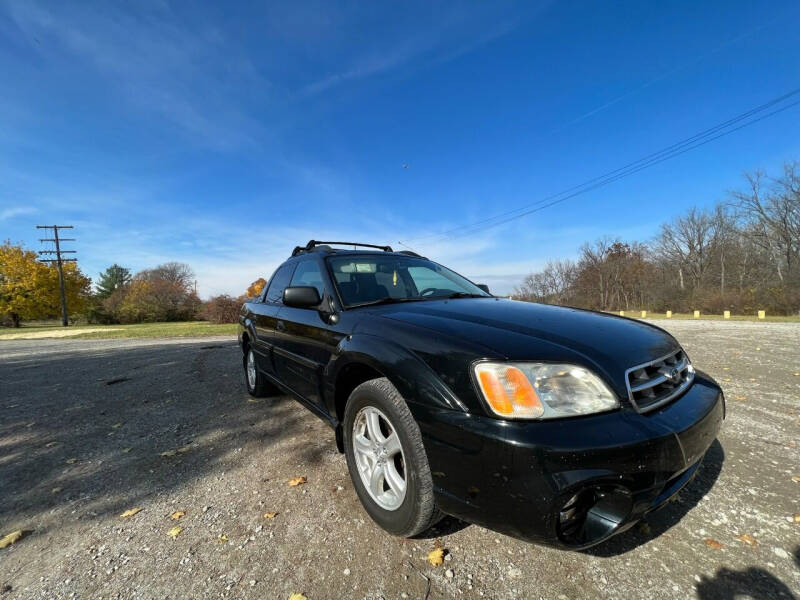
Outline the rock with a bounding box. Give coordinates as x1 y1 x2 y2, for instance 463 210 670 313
444 553 452 562
445 569 454 579
249 580 257 587
343 568 351 576
772 547 790 559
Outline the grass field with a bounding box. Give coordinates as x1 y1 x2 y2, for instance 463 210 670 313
0 321 237 340
612 311 800 323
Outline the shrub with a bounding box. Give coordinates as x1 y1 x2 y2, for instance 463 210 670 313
200 294 242 324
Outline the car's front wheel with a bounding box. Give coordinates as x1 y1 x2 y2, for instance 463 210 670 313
343 377 442 537
243 346 276 397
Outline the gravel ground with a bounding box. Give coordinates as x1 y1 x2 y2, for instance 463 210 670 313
0 320 798 600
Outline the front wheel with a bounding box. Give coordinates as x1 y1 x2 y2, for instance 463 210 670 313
343 377 442 537
243 346 276 397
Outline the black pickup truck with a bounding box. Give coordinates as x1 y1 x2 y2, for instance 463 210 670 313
238 240 724 549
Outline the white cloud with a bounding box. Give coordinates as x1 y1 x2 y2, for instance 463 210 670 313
0 206 37 220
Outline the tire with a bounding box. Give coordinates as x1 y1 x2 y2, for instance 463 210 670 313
343 377 443 537
243 345 276 397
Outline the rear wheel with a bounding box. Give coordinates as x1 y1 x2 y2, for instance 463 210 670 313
243 346 275 397
343 377 442 537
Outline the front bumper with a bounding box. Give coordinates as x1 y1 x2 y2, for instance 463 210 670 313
411 371 724 549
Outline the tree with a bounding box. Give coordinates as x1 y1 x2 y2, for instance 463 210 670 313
104 262 200 323
0 242 91 327
245 277 267 298
201 294 242 323
95 264 131 299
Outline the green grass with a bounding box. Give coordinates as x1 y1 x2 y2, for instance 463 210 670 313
611 311 800 323
0 321 238 339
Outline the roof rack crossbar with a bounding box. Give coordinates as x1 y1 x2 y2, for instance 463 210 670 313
292 240 393 256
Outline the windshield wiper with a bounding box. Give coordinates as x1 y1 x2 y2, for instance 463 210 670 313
445 292 488 299
348 297 426 309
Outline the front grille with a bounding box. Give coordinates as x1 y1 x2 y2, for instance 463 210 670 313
625 349 694 413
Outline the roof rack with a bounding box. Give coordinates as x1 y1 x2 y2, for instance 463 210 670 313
397 249 426 258
291 240 394 257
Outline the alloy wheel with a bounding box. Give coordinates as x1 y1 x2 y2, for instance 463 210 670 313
246 350 256 389
352 406 407 511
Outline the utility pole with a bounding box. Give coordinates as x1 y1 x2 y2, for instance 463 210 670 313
37 225 76 327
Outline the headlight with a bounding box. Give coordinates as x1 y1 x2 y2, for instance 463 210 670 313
473 362 619 420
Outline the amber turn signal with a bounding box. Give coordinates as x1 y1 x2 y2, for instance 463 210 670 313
474 364 544 419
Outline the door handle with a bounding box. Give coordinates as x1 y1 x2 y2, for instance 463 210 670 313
276 320 286 332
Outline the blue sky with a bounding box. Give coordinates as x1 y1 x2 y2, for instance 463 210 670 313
2 1 799 297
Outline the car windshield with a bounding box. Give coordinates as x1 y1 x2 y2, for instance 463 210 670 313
327 254 490 307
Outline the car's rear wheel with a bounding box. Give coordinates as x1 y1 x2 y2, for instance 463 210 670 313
243 346 275 397
343 377 442 537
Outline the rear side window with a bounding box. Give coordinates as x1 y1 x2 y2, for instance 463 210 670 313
290 260 326 298
265 263 296 304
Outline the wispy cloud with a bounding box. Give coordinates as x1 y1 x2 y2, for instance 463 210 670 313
3 1 267 150
0 206 37 220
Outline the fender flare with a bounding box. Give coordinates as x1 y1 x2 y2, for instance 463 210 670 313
324 333 468 419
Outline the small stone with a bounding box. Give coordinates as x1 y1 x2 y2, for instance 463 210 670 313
445 569 454 579
401 594 408 599
343 568 351 576
444 553 452 561
249 580 256 587
772 547 790 559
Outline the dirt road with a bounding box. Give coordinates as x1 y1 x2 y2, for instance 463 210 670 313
1 320 798 599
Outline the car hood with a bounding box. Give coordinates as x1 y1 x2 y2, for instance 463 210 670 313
368 298 679 395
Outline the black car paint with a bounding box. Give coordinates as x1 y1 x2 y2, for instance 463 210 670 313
239 249 724 549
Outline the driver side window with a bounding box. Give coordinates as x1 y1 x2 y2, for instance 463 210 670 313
289 260 326 298
265 263 296 304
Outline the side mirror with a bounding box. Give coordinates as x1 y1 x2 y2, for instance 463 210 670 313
283 286 321 308
477 284 490 294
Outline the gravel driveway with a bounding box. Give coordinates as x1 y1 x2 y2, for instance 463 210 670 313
1 320 798 599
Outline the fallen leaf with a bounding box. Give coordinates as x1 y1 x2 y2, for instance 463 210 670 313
288 476 307 487
51 487 62 494
288 595 307 600
45 441 59 448
0 530 25 549
166 526 182 538
120 508 142 518
247 398 262 403
734 395 747 402
177 445 192 454
170 511 185 520
736 534 758 547
217 534 228 544
749 378 757 382
121 447 132 454
427 547 444 567
65 458 78 464
793 513 800 523
794 372 800 377
704 538 723 550
160 450 177 457
263 512 278 520
112 422 122 428
792 475 800 484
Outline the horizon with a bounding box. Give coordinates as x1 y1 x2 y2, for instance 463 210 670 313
2 1 800 298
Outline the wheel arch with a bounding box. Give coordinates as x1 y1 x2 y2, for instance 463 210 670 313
326 334 468 452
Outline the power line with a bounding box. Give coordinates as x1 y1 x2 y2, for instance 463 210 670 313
36 225 76 327
407 86 800 243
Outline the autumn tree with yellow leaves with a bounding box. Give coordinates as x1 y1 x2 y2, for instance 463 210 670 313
0 242 91 327
245 277 267 298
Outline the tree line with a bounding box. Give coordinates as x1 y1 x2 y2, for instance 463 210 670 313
513 162 800 315
0 243 268 327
